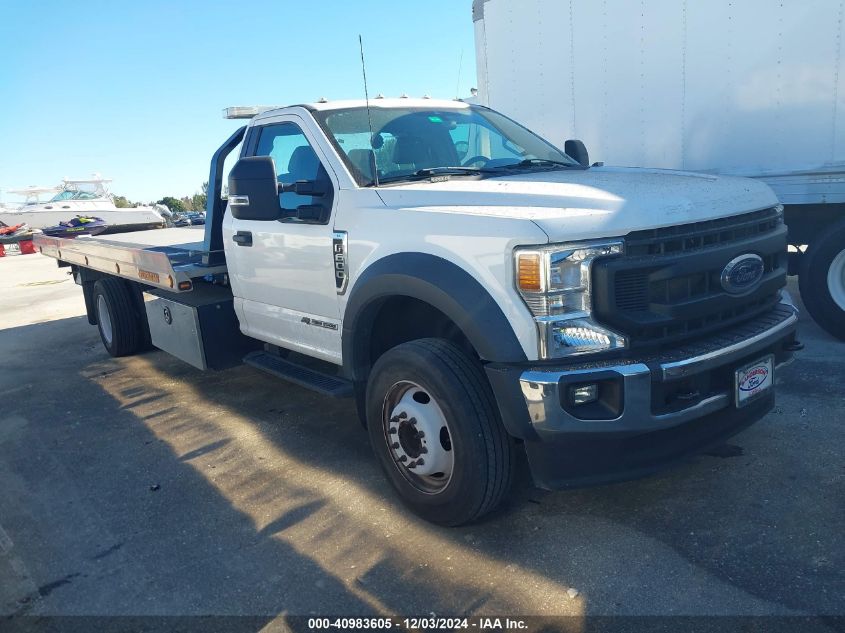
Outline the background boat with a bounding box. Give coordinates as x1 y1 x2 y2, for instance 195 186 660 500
0 175 166 233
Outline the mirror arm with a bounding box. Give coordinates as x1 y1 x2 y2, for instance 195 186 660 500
278 180 326 197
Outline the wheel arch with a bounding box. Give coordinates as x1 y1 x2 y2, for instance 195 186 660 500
783 204 845 275
341 253 528 383
784 203 845 247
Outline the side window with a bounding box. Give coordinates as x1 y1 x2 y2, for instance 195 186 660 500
253 122 332 213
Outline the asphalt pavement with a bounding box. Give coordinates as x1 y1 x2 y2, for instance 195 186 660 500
0 252 842 627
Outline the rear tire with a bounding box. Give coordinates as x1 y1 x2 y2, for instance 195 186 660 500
366 338 513 526
799 220 845 341
93 278 144 357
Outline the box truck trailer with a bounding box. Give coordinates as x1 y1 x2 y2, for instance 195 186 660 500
473 0 845 339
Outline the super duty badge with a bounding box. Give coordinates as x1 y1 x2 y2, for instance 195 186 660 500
332 231 348 295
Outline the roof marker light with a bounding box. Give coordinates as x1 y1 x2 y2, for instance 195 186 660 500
222 106 283 120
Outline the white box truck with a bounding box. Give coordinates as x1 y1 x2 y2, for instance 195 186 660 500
472 0 845 339
36 98 798 524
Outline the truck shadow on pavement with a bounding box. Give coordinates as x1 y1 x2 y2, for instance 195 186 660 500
0 318 380 625
0 312 842 620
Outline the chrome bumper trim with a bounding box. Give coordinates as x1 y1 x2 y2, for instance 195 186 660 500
660 307 798 380
518 299 798 432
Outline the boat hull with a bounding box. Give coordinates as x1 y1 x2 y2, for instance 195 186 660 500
0 209 164 233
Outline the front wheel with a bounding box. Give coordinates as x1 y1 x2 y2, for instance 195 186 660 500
799 220 845 341
366 338 513 526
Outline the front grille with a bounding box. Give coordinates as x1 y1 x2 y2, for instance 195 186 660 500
613 253 781 322
625 207 783 257
592 207 787 348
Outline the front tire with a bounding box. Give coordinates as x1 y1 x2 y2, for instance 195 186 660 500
799 220 845 341
93 278 144 357
366 338 513 526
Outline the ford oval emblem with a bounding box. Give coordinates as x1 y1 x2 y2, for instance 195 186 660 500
721 254 764 294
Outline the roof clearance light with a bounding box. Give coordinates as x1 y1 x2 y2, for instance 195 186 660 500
222 106 282 120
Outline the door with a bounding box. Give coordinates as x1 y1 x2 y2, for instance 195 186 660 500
225 116 342 364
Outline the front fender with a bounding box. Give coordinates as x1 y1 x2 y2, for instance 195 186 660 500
342 252 528 380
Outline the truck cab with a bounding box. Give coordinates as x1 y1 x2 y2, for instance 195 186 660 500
37 98 800 526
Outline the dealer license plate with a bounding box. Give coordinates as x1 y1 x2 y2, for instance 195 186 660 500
735 354 774 407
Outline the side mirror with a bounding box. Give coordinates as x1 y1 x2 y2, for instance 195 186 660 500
228 156 280 220
564 139 589 167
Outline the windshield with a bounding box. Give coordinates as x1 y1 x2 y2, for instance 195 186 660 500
313 105 580 186
49 191 76 202
49 190 100 202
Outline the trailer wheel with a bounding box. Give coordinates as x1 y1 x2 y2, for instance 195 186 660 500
366 338 513 526
93 278 144 356
799 220 845 341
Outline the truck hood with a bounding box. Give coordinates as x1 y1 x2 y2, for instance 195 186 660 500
374 166 780 243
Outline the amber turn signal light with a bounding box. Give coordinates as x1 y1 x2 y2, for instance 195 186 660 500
517 253 542 291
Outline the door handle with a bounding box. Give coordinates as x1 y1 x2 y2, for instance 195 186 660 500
232 231 253 246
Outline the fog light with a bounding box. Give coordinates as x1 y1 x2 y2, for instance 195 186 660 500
569 383 599 406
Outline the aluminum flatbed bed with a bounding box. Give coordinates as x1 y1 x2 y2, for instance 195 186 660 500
34 227 227 293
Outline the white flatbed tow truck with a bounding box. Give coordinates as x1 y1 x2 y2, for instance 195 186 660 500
35 99 800 525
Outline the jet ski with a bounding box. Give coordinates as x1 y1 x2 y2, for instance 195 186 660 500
40 216 108 239
0 221 35 244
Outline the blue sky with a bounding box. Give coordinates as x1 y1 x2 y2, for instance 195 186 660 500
0 1 477 203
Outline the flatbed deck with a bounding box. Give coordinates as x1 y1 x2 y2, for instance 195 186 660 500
33 227 227 293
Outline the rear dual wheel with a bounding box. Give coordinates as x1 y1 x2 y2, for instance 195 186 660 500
93 278 146 357
366 338 514 526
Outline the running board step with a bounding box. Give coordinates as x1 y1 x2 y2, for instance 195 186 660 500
243 351 353 398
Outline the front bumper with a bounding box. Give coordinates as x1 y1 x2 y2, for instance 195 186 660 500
485 296 799 489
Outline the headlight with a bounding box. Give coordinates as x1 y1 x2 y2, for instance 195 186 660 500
515 240 627 358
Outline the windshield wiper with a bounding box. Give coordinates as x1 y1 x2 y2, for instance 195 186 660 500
491 158 579 170
375 166 489 185
414 166 488 176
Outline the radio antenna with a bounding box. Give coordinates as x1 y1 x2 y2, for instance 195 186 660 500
358 34 379 187
455 48 464 99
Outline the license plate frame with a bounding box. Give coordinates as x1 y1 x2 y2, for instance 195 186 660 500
734 354 775 408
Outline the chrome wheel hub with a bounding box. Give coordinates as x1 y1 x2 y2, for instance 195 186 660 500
97 295 113 345
383 381 454 493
